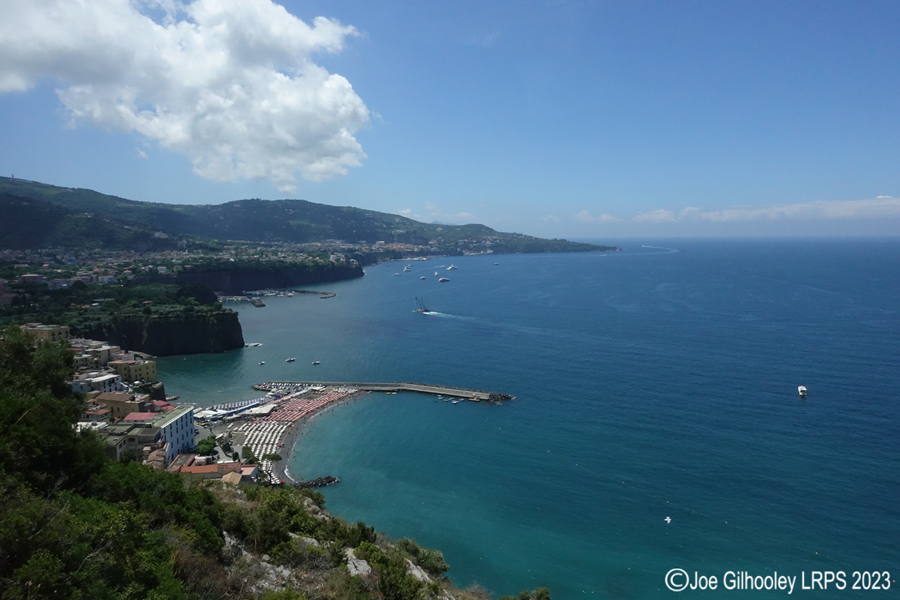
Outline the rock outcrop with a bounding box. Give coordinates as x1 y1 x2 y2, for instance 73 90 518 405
82 311 244 356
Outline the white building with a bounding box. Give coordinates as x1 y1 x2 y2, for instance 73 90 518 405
71 372 123 394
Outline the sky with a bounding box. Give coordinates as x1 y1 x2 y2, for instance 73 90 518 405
1 0 899 238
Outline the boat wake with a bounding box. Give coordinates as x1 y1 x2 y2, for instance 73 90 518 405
641 245 679 254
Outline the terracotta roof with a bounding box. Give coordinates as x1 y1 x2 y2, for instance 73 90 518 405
123 412 156 421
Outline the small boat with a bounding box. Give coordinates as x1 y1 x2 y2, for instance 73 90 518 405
403 265 411 272
413 297 431 314
434 271 438 277
452 400 460 404
393 273 402 276
493 262 499 265
447 264 458 271
259 361 265 365
420 276 426 280
312 360 320 365
438 277 450 282
285 358 295 362
798 386 808 397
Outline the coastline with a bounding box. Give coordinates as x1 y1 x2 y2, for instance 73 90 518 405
268 391 368 485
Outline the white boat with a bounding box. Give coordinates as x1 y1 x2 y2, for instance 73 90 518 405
447 264 458 271
413 297 431 314
259 361 265 365
403 265 411 272
438 277 450 282
434 271 438 277
798 386 808 397
285 358 295 362
393 273 402 276
312 360 320 365
420 276 426 280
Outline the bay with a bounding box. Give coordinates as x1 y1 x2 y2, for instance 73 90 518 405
159 238 900 599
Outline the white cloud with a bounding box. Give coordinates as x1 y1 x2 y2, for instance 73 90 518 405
395 203 474 224
683 197 900 222
574 210 621 223
633 209 676 223
0 0 369 191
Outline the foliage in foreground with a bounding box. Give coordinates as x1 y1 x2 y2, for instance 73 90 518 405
0 325 550 599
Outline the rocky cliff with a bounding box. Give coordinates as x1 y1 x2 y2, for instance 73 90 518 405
178 262 364 294
82 311 244 356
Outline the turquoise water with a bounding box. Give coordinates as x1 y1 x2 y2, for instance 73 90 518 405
158 239 900 599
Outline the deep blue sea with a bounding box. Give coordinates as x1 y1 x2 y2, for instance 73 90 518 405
158 239 900 599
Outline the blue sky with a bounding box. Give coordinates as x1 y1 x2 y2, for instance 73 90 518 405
1 0 898 237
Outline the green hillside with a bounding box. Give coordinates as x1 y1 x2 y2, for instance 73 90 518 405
0 177 616 253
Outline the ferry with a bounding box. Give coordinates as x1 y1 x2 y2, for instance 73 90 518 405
798 386 808 397
438 277 450 282
285 358 296 362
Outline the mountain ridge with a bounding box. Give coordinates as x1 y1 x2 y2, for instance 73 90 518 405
0 176 616 253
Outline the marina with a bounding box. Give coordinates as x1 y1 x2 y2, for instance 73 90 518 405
253 380 514 402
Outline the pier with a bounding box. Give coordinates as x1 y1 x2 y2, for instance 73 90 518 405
254 381 514 402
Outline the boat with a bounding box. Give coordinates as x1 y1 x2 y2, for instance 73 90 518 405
285 358 295 362
393 273 402 276
798 386 808 397
434 271 438 277
452 400 460 404
259 361 265 365
312 360 320 365
447 264 458 270
438 277 450 282
493 262 499 265
413 297 432 314
420 276 426 280
403 265 411 272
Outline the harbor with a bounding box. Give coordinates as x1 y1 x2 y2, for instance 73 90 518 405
196 380 514 485
253 380 515 403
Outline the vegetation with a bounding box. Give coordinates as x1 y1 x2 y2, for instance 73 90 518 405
0 176 615 253
0 325 551 599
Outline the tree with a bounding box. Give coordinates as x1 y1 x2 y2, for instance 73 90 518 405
262 453 283 462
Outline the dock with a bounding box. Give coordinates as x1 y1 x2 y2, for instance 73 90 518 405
254 381 514 403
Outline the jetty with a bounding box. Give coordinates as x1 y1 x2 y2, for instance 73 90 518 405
254 381 514 403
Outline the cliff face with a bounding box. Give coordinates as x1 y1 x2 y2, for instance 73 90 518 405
83 311 244 356
178 263 363 294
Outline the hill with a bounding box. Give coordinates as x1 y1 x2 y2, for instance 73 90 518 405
0 177 616 254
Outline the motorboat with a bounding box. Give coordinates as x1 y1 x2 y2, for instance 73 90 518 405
285 358 295 362
798 386 808 397
312 360 321 365
438 277 450 282
420 276 426 280
413 297 431 314
447 264 458 270
259 361 265 365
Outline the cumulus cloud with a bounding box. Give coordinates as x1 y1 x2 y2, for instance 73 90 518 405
0 0 369 191
680 197 900 222
574 210 621 223
395 203 475 224
633 209 676 223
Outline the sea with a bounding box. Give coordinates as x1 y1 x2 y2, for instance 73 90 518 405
158 238 899 599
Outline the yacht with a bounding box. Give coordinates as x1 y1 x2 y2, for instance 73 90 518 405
438 277 450 282
285 358 295 362
447 264 458 270
798 386 808 397
420 276 426 280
